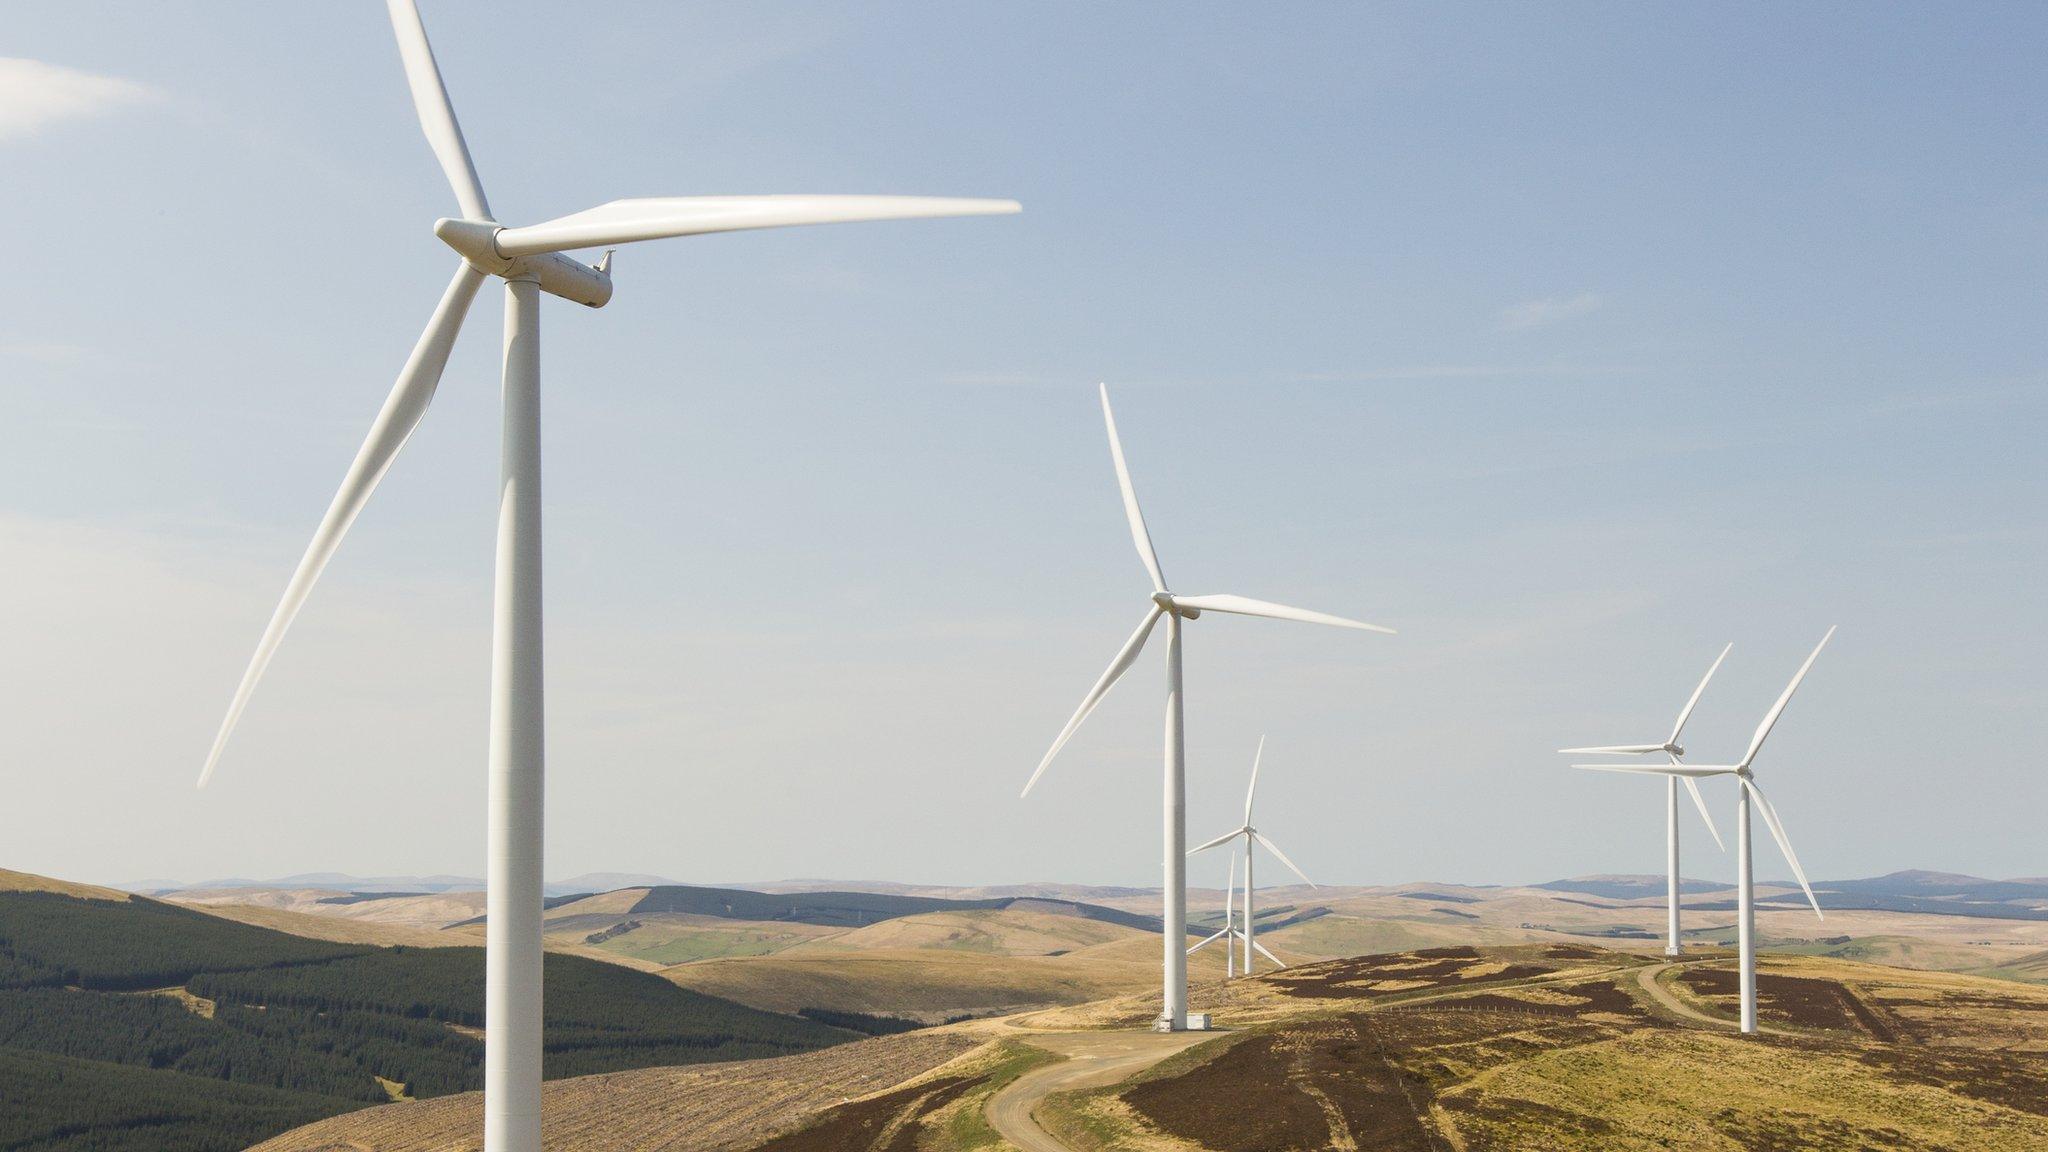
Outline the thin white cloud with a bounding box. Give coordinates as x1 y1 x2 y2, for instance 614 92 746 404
0 57 159 143
1499 292 1604 332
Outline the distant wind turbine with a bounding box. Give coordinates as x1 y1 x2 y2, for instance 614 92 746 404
1188 848 1287 977
1022 386 1390 1031
1189 851 1241 978
1190 736 1313 974
1576 627 1836 1033
1560 644 1731 956
194 4 1016 1149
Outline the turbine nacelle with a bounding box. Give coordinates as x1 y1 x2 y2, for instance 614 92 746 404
1151 591 1201 619
434 218 613 308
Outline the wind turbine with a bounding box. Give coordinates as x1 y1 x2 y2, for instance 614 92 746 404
1187 851 1243 978
1187 849 1287 977
1575 627 1835 1034
1190 736 1313 974
1021 390 1389 1030
1559 644 1731 957
194 5 1016 1150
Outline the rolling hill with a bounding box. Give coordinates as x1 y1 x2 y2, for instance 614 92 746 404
0 872 854 1152
246 942 2048 1151
660 934 1240 1024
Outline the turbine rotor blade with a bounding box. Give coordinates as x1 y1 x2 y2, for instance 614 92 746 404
1682 775 1726 852
1744 779 1823 920
1669 642 1733 746
1741 627 1837 768
1169 593 1393 634
199 262 486 786
1020 604 1164 797
1251 939 1286 968
1190 827 1248 855
1251 830 1315 888
385 0 491 221
1244 735 1265 825
1573 763 1736 778
1097 384 1167 592
1187 927 1229 954
492 195 1022 258
1557 744 1665 755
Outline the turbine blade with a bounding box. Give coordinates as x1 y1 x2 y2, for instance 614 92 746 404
1683 775 1726 852
1226 852 1237 921
1020 604 1164 797
1557 744 1665 755
492 195 1021 258
1741 627 1837 768
1244 735 1265 825
1251 939 1286 968
1251 830 1315 888
199 263 486 786
1097 384 1167 592
1187 927 1229 954
1169 593 1393 634
1744 779 1823 920
1669 642 1733 746
1190 827 1248 855
385 0 491 221
1573 763 1738 778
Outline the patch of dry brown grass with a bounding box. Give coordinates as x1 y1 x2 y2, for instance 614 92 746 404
248 1030 983 1152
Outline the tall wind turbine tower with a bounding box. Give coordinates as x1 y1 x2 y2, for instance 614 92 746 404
194 5 1017 1149
1561 644 1731 955
1574 628 1835 1033
1023 387 1388 1030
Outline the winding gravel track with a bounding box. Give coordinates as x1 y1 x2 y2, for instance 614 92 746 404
986 1031 1220 1152
1633 958 1779 1033
988 956 1738 1150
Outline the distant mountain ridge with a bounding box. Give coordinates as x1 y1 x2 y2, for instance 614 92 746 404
121 872 684 898
1536 875 1730 899
115 869 2048 917
449 884 1175 935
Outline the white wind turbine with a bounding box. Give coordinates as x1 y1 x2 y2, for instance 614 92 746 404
1186 851 1251 978
194 5 1017 1150
1022 388 1389 1030
1559 644 1731 957
1190 736 1313 974
1574 627 1835 1034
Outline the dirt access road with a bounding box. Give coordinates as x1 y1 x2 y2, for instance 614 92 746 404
986 1030 1220 1152
987 958 1739 1151
1634 959 1776 1033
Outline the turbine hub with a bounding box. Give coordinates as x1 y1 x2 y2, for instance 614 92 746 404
1668 743 1685 757
433 218 613 309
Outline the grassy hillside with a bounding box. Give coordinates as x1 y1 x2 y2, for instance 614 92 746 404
0 885 851 1152
622 885 1160 932
240 940 2048 1152
783 908 1147 956
1032 946 2048 1151
662 935 1238 1024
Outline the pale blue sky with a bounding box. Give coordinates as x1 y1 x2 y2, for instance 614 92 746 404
2 3 2042 890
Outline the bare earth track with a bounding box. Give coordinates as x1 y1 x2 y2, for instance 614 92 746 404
986 1031 1219 1152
